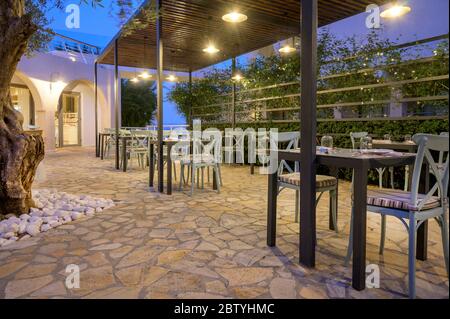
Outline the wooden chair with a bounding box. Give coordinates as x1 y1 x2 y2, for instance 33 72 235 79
345 133 449 298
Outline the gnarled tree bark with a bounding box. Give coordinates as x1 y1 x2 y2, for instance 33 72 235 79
0 0 45 216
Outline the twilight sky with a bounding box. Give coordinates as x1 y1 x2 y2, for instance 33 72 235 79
48 0 449 125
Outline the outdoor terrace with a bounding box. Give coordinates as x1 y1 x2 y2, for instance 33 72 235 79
0 148 447 298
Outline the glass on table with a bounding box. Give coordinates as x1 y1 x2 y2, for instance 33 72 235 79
320 135 334 148
360 136 373 151
383 133 391 141
404 134 412 142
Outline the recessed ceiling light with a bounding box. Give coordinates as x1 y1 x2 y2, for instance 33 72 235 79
222 12 248 23
203 45 220 54
139 71 151 79
167 74 178 82
380 4 411 18
279 45 297 54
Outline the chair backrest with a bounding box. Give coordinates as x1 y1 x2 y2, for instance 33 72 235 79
171 127 190 141
130 130 150 150
277 132 300 149
410 134 449 210
192 129 222 163
350 132 368 149
271 132 300 174
120 129 131 136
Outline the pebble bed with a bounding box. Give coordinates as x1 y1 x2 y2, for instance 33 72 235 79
0 189 114 247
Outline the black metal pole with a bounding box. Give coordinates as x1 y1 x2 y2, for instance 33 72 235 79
94 61 99 157
299 0 317 267
156 0 164 192
231 57 236 129
188 71 193 128
114 39 120 170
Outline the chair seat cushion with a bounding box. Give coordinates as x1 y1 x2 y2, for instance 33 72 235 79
278 173 337 188
367 188 441 211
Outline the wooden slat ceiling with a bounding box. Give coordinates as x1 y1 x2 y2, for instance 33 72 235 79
97 0 389 72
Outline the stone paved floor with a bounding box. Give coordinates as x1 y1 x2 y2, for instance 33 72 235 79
0 147 448 299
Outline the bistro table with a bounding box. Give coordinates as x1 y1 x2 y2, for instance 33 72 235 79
267 148 416 291
372 139 417 153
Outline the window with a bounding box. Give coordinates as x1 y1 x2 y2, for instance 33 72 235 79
10 85 35 129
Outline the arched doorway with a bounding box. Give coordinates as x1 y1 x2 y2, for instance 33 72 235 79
10 73 41 130
55 79 107 148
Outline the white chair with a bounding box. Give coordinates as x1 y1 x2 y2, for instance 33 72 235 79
121 129 150 169
345 133 449 298
178 130 222 196
104 128 130 159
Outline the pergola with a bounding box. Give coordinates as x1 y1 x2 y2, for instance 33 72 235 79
95 0 388 289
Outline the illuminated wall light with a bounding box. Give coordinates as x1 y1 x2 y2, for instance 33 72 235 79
203 45 220 54
380 4 411 18
130 77 139 83
232 73 243 82
69 56 76 62
222 12 248 23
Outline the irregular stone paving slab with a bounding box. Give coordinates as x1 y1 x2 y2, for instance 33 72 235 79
269 277 296 299
216 267 273 286
0 261 28 279
5 275 54 298
116 246 164 269
0 147 447 299
72 266 115 296
89 243 122 251
31 281 67 297
15 264 57 279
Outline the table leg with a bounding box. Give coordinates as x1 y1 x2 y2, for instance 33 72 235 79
100 134 104 160
267 169 278 247
250 163 255 175
329 167 338 231
96 133 100 157
167 143 172 195
213 167 218 190
149 144 154 187
352 167 368 291
122 137 127 172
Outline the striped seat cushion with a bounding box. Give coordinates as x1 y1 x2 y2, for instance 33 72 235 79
278 173 337 188
367 188 441 211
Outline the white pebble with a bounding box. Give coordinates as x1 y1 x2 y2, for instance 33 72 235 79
41 224 51 232
26 224 41 236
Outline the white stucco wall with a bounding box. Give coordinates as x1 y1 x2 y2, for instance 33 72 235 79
13 52 118 151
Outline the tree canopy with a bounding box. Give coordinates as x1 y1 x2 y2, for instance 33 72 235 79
121 79 156 127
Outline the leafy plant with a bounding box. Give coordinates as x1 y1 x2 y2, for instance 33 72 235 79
121 79 157 127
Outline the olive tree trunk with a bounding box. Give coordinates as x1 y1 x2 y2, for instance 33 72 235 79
0 0 45 216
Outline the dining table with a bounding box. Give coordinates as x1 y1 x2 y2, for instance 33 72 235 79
266 147 417 291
